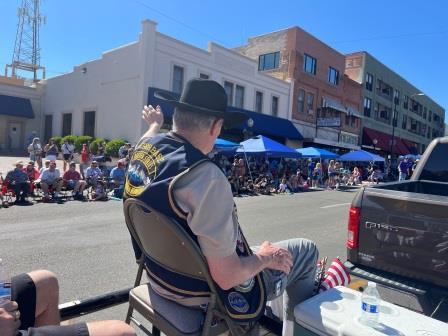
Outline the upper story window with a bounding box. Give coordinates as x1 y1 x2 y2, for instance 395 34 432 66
393 89 400 105
235 85 245 109
272 96 279 117
402 114 407 130
306 93 314 114
365 73 373 91
258 52 280 71
328 67 339 85
255 91 263 113
199 73 209 79
377 79 392 100
303 54 317 75
297 89 305 113
224 81 234 107
363 97 372 117
172 65 184 94
403 95 409 109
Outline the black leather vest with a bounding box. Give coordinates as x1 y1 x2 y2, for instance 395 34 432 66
124 132 266 323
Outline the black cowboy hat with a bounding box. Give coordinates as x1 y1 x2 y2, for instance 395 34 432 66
154 79 248 128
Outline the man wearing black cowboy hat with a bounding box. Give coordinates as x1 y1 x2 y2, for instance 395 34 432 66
124 79 319 334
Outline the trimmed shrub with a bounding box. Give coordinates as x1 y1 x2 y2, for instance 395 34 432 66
50 136 62 146
90 138 107 154
61 135 78 144
105 139 126 158
74 135 94 152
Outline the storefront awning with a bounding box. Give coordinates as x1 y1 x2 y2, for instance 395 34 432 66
362 127 412 155
322 96 346 114
230 107 303 140
322 97 362 118
0 94 34 118
346 106 362 118
147 87 303 140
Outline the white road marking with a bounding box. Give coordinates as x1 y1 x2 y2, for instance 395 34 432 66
320 203 351 209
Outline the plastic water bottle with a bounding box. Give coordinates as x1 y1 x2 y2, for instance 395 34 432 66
0 259 11 306
360 281 380 327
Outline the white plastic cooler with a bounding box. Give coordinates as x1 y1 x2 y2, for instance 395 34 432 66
294 286 448 336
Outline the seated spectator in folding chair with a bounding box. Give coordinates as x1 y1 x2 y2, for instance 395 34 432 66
39 160 50 175
4 160 31 205
89 180 107 202
63 162 87 200
40 161 63 202
1 269 135 336
109 159 126 198
85 161 102 189
23 161 40 196
34 160 51 194
1 174 10 208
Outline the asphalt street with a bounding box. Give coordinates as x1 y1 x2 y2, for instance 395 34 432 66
0 188 356 324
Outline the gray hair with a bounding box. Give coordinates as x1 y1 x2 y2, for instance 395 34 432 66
173 108 216 132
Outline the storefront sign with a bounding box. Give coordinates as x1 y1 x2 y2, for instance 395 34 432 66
340 132 359 146
317 117 341 127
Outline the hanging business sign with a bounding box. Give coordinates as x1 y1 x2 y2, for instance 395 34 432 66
317 117 341 127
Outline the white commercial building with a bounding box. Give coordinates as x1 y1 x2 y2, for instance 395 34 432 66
42 20 300 145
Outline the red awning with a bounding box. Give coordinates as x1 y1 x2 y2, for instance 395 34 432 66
362 127 411 155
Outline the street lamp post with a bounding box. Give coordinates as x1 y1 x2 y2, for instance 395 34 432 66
372 138 378 151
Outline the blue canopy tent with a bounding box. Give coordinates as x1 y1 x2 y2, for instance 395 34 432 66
215 138 239 148
296 147 339 159
214 138 240 155
237 135 301 158
339 150 385 162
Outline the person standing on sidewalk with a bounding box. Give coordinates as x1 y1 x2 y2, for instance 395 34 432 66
398 157 408 181
27 138 43 169
43 140 59 162
61 140 75 171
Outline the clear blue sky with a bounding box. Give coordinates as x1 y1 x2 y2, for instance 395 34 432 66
0 0 447 120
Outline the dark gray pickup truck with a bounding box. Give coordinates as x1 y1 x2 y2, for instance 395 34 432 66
345 136 448 322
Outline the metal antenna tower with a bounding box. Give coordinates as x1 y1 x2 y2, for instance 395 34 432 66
6 0 46 81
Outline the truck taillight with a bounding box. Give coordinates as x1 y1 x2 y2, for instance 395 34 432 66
347 207 361 249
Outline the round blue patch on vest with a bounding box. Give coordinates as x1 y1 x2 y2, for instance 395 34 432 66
228 292 249 313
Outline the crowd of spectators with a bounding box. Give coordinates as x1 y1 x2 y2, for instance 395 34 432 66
0 157 128 207
3 136 417 206
1 137 132 206
211 154 389 196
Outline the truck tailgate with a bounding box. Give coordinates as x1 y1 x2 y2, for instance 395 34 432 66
358 188 448 288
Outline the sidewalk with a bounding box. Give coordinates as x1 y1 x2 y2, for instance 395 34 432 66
0 154 118 176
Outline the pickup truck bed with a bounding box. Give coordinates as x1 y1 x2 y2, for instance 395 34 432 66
349 180 448 288
346 137 448 320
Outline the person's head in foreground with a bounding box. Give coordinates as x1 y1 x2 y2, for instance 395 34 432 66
155 79 248 155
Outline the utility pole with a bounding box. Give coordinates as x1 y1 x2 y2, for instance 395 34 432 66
5 0 46 82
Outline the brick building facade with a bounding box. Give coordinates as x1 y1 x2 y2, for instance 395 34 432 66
235 27 363 151
345 52 445 155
